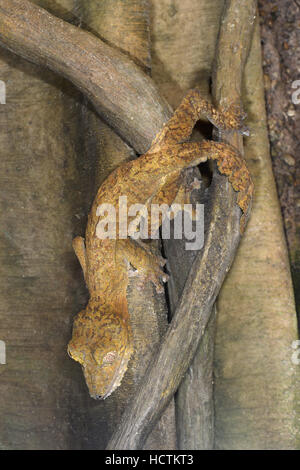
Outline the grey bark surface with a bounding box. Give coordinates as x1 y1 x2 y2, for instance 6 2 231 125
214 15 300 450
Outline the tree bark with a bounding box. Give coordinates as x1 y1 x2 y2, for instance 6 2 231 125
0 0 171 154
214 15 300 450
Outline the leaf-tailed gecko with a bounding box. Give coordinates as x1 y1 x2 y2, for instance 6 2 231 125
67 89 253 399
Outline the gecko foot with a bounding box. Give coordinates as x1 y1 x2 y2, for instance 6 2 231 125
135 270 169 294
118 238 169 293
220 103 250 136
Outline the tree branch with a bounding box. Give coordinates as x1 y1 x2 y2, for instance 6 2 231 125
0 0 171 154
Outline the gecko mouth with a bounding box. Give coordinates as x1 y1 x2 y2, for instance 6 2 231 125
91 351 130 400
102 352 129 399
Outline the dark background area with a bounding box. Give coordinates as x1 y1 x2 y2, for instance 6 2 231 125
259 0 300 322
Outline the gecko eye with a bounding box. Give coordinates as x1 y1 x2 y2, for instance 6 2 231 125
93 349 117 365
103 351 117 364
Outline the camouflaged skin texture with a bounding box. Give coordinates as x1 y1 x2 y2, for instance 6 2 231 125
68 89 253 399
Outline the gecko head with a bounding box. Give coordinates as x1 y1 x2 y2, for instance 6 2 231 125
68 306 133 399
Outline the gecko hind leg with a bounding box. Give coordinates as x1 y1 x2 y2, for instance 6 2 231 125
146 172 200 238
157 140 253 226
149 89 248 152
171 177 200 221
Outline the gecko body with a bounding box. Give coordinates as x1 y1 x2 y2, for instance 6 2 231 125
67 90 253 399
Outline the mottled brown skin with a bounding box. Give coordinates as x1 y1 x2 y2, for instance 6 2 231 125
68 89 253 399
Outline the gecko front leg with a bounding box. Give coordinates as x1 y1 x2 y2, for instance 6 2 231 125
72 236 87 279
117 238 168 293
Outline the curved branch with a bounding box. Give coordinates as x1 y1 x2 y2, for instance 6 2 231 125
0 0 171 154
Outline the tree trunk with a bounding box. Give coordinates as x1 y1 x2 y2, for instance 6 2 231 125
0 0 91 450
214 15 300 450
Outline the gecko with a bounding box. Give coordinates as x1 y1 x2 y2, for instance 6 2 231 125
67 89 253 399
